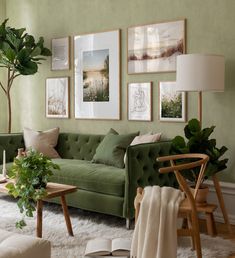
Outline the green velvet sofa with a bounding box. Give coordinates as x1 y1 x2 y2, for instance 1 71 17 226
0 133 177 227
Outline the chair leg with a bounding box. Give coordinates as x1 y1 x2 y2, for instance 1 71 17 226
191 211 202 258
187 213 195 250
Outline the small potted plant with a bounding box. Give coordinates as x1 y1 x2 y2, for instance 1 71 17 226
6 149 60 228
171 119 228 205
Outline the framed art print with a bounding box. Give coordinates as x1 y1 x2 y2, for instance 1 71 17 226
127 19 185 74
51 37 70 70
74 30 120 119
46 77 70 118
128 82 152 121
159 81 186 122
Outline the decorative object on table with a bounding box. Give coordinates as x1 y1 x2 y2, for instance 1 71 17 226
159 81 186 122
6 149 60 229
46 77 70 118
175 54 225 125
128 82 152 121
171 119 228 187
0 150 7 183
127 19 185 74
23 127 60 158
74 30 120 120
0 19 51 133
51 36 70 70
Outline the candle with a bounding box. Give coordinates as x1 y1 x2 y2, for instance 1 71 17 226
2 150 6 178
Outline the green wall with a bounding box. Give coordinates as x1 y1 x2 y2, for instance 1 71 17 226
1 0 235 183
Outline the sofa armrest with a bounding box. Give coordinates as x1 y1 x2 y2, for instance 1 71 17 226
0 134 24 163
123 141 178 219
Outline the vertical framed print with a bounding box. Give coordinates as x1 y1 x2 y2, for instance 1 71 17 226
74 30 120 120
159 81 186 122
128 82 152 121
46 77 70 118
127 19 186 74
51 37 70 70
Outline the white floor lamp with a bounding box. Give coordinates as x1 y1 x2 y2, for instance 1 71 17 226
175 53 232 233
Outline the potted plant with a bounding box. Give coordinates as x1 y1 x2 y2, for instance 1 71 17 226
171 118 228 205
0 19 51 133
6 149 60 228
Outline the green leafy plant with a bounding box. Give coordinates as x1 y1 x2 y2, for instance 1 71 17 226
6 149 60 229
0 19 51 133
171 118 228 185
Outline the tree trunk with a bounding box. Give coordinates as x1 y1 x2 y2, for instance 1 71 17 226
7 91 11 134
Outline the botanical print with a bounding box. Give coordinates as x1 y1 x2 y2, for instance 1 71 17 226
83 49 109 102
46 77 69 118
159 81 186 122
128 82 152 121
128 20 185 73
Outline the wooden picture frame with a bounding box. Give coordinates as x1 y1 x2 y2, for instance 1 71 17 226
159 81 187 122
51 37 70 70
74 30 120 120
128 82 152 121
127 19 186 74
46 77 70 118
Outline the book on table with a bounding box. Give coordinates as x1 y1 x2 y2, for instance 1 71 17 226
84 238 131 257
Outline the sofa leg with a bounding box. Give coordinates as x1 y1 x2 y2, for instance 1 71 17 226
126 218 130 230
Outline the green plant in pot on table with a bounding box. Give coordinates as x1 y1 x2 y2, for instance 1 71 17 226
6 149 60 229
171 118 228 205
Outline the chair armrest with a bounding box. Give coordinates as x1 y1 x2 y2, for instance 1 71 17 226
0 133 24 163
123 141 178 219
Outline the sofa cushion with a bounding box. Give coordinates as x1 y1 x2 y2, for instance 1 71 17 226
23 127 60 158
92 132 139 168
50 159 125 197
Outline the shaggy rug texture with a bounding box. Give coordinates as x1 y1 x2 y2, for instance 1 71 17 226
0 195 234 258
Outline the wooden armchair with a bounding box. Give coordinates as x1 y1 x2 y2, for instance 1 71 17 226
134 153 209 258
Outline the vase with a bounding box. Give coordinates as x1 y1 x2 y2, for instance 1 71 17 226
190 185 209 207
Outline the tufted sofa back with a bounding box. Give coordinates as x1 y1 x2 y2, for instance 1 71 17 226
0 134 25 163
56 133 104 160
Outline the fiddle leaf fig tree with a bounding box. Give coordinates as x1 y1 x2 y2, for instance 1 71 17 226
171 118 228 185
0 19 51 133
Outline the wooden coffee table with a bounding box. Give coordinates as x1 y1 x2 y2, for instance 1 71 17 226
0 181 77 238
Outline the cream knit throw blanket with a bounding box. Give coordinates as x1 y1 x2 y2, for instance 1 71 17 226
131 186 185 258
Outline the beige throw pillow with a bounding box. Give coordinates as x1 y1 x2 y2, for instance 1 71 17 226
124 133 162 164
23 127 60 158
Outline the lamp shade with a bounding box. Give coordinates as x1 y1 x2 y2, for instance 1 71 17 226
176 54 225 92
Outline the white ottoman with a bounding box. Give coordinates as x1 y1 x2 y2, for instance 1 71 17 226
0 229 51 258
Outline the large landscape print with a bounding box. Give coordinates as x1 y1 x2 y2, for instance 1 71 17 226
83 49 109 102
128 19 185 74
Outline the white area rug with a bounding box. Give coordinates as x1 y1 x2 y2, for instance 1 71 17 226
0 195 234 258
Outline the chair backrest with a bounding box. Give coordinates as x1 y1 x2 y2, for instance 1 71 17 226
157 153 209 207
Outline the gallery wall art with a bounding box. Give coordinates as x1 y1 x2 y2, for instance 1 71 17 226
46 77 70 118
159 81 186 122
51 37 70 70
74 30 120 120
127 19 185 74
128 82 152 121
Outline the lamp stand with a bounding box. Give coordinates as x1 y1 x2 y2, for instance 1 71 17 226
198 91 232 234
198 91 202 126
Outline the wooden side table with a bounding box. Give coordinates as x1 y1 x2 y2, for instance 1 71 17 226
0 181 77 238
36 182 77 238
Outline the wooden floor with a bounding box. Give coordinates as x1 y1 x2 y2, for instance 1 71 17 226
199 219 235 257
